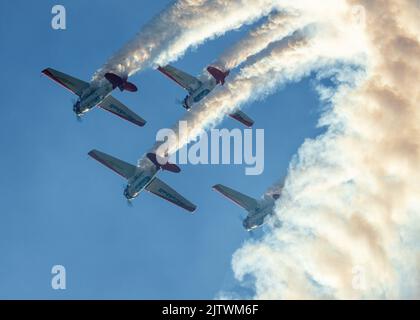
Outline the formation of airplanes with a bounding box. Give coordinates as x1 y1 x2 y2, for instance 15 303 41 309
42 61 281 231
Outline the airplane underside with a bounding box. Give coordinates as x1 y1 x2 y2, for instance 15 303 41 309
42 67 147 127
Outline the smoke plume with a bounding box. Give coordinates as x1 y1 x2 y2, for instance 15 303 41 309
157 0 367 157
92 0 282 84
231 0 420 299
150 0 419 299
107 0 419 299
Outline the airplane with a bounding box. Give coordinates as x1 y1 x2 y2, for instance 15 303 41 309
212 184 282 231
42 68 146 127
88 149 197 212
157 64 254 127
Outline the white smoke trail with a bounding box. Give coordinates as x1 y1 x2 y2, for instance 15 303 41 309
230 0 420 299
92 0 282 84
193 10 312 97
156 0 367 157
156 34 310 157
214 10 309 71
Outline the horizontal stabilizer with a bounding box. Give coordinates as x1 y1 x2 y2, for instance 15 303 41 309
98 95 146 127
105 72 138 92
146 153 180 173
146 177 196 212
213 184 258 212
121 82 138 92
158 65 201 93
88 149 136 179
229 110 254 127
42 68 89 96
207 66 230 85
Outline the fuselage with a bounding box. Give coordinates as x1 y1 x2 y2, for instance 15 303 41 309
242 198 276 231
123 158 159 200
73 82 113 116
182 77 217 110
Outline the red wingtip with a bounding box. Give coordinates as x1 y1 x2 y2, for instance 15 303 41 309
41 69 54 78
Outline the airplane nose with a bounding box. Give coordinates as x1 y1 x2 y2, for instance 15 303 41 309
182 97 191 110
123 188 133 200
73 101 81 114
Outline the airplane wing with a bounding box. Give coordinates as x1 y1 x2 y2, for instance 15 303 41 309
42 68 89 96
98 95 146 127
146 177 197 212
213 184 258 212
157 65 201 93
229 110 254 127
88 149 137 179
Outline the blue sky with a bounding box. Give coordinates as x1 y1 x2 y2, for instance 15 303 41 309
0 0 324 299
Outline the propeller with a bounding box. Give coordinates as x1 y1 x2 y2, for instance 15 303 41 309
175 98 191 111
122 184 133 207
71 98 83 122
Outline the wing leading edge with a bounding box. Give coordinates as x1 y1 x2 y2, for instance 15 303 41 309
213 184 258 212
146 177 197 213
98 95 146 127
158 65 201 93
42 68 89 96
88 149 136 179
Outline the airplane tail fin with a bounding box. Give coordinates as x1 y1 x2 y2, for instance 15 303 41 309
88 149 137 179
207 66 230 85
213 184 258 212
105 73 138 92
